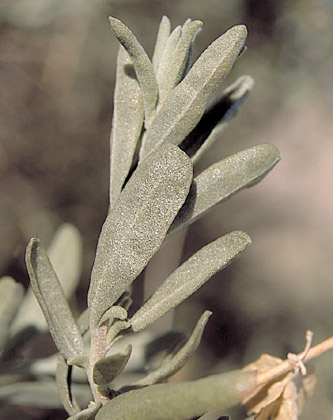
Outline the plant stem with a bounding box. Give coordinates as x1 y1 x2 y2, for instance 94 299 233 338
257 335 333 386
88 323 109 404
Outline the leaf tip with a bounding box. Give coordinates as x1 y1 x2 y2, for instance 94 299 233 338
232 24 248 40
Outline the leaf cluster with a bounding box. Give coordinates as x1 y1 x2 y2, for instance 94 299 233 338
0 15 283 420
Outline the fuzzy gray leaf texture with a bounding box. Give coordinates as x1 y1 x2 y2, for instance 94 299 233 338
88 144 193 325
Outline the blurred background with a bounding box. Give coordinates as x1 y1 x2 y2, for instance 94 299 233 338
0 0 332 418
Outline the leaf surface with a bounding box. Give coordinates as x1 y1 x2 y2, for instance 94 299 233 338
109 17 158 126
152 16 171 72
180 75 254 163
93 345 132 385
109 46 144 207
25 238 86 365
140 25 247 159
132 311 211 385
96 370 256 420
157 19 203 104
130 231 251 332
88 145 193 324
169 144 280 235
12 223 82 333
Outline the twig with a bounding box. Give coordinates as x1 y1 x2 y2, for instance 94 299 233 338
256 333 333 387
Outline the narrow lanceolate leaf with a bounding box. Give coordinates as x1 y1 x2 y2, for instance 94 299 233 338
96 370 256 420
152 15 171 72
25 238 86 365
140 25 247 160
169 144 280 236
157 19 203 104
88 145 193 324
12 223 83 333
93 345 132 385
109 17 158 127
110 45 144 208
132 311 211 386
181 75 254 163
155 24 181 90
0 276 24 349
130 232 251 333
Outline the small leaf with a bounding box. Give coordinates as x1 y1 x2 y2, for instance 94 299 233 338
109 45 144 207
12 223 83 333
0 276 24 350
56 354 81 416
140 25 247 160
93 345 132 385
130 232 251 332
180 75 254 163
152 16 171 72
169 144 280 236
25 238 86 365
98 305 128 327
109 16 158 127
157 19 203 104
132 311 211 386
96 370 256 420
154 24 181 100
88 144 193 325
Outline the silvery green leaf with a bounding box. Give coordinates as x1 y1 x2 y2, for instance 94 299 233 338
98 305 128 327
25 238 86 365
12 223 82 333
130 232 251 333
88 144 193 325
93 345 132 385
181 75 254 163
56 354 81 415
140 25 247 160
169 144 280 235
155 24 181 90
0 276 24 350
109 45 144 207
109 17 158 127
157 19 203 104
132 311 211 386
152 15 171 72
96 370 256 420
